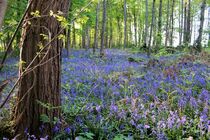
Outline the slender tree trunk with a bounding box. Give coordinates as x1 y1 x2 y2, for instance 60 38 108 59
100 0 107 57
183 1 187 45
156 0 162 50
148 0 156 49
133 7 137 47
179 0 184 45
72 21 76 48
186 0 191 45
66 28 71 56
13 0 69 139
93 1 100 54
86 26 90 49
123 0 127 49
117 17 122 46
194 0 206 52
109 17 113 48
165 0 170 47
169 0 175 46
82 26 86 49
0 0 7 29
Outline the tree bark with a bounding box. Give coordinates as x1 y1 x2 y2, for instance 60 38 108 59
0 0 7 29
13 0 69 139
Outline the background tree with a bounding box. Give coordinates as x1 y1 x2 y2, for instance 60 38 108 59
0 0 7 29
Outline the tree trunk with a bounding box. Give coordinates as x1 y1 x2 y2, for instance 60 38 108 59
179 0 184 45
123 0 127 48
183 1 187 45
186 0 191 45
133 7 137 47
165 0 170 47
109 18 113 48
148 0 156 49
93 1 100 54
156 0 162 50
72 22 76 48
86 26 90 49
82 26 86 49
100 0 107 57
194 0 206 52
117 17 122 46
66 28 71 56
0 0 7 29
169 0 175 46
13 0 69 139
144 0 149 49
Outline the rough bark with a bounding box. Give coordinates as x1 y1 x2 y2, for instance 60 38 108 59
0 0 7 29
13 0 69 139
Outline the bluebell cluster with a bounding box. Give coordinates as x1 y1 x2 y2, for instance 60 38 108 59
0 49 209 139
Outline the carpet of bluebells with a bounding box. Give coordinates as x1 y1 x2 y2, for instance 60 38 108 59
0 49 210 139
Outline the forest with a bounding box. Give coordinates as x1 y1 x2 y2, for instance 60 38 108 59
0 0 210 139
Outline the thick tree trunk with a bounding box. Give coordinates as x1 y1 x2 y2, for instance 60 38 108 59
0 0 7 29
194 0 206 52
93 1 100 54
123 0 127 48
100 0 107 57
13 0 69 139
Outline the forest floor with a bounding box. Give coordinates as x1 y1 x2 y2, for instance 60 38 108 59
0 49 210 139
